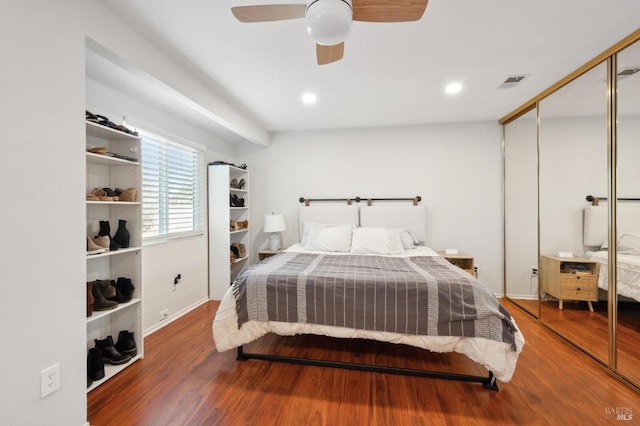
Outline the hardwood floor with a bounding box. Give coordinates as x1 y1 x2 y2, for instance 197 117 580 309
88 300 639 425
508 297 640 386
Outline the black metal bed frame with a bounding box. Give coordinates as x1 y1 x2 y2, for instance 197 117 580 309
236 343 499 391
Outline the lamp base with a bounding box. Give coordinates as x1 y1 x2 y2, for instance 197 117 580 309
269 233 281 251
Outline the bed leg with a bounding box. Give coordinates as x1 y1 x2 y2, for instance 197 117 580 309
236 345 248 361
482 371 499 391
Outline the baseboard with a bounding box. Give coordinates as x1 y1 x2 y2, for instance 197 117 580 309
504 294 538 300
143 297 209 337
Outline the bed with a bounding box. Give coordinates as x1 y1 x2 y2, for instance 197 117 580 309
213 202 524 390
583 204 640 302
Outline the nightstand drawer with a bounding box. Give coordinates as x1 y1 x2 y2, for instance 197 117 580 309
560 275 596 288
559 286 597 301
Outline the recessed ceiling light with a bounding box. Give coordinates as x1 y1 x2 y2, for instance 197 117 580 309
301 92 317 105
445 82 463 95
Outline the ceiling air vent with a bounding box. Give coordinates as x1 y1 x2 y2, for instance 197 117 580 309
498 75 529 89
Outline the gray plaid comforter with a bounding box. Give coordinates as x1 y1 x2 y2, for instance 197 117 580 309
233 252 517 350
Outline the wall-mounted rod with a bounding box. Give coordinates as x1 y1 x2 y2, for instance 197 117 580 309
299 196 422 206
586 195 640 206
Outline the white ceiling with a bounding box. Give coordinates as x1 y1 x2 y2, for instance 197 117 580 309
92 0 640 140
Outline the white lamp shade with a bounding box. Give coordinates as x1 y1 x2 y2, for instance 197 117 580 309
264 214 286 233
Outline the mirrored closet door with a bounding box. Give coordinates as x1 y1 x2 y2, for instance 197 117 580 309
615 39 640 386
503 29 640 389
537 61 609 364
504 108 539 317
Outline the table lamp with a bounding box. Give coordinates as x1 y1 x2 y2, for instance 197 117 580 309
264 213 286 250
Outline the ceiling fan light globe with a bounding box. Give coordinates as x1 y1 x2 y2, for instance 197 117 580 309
306 0 353 46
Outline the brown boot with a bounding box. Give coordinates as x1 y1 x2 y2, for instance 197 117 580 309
87 281 95 317
92 281 117 311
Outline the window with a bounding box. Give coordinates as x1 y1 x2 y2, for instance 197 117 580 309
141 132 204 242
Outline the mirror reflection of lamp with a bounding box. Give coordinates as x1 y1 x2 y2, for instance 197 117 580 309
264 213 286 250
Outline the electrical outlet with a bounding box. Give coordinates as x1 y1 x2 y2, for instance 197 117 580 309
40 364 60 398
530 266 538 276
160 309 169 321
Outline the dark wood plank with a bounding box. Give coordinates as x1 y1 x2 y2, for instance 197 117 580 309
88 300 639 425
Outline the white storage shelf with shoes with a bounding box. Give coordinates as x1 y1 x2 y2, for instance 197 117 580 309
208 164 250 300
85 120 144 392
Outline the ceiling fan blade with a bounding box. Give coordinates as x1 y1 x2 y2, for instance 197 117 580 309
231 4 306 23
352 0 428 22
316 43 344 65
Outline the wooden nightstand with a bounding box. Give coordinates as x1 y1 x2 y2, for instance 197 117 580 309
437 252 475 276
257 249 282 261
540 255 599 312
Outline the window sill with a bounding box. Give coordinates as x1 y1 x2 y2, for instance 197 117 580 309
143 231 205 247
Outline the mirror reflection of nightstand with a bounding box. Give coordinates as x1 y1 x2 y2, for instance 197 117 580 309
257 249 282 261
437 251 476 277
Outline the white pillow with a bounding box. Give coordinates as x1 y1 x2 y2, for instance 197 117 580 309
396 229 420 249
618 233 640 254
350 227 405 255
304 225 353 252
301 222 349 246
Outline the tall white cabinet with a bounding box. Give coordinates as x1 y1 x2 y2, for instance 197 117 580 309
85 121 144 391
208 164 250 300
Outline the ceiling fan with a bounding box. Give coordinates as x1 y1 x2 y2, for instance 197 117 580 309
231 0 429 65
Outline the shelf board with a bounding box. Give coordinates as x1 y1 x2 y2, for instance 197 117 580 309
232 256 249 264
86 298 142 324
86 246 142 259
86 152 140 166
86 200 141 206
87 354 142 393
231 229 249 234
229 188 248 193
230 206 248 210
86 120 140 141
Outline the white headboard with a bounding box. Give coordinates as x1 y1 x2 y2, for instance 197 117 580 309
298 205 359 241
360 205 427 243
584 205 640 246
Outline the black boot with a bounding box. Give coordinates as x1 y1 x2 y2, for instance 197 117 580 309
98 220 110 237
98 220 120 251
113 219 130 248
117 277 135 302
95 336 132 365
108 278 134 303
115 330 137 357
87 347 105 385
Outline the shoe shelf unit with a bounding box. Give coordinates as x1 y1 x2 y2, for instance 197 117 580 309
86 120 144 392
208 164 250 300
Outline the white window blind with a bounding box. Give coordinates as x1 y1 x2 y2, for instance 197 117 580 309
141 132 204 242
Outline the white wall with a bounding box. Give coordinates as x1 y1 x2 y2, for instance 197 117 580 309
0 1 86 425
236 122 506 295
539 116 608 255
